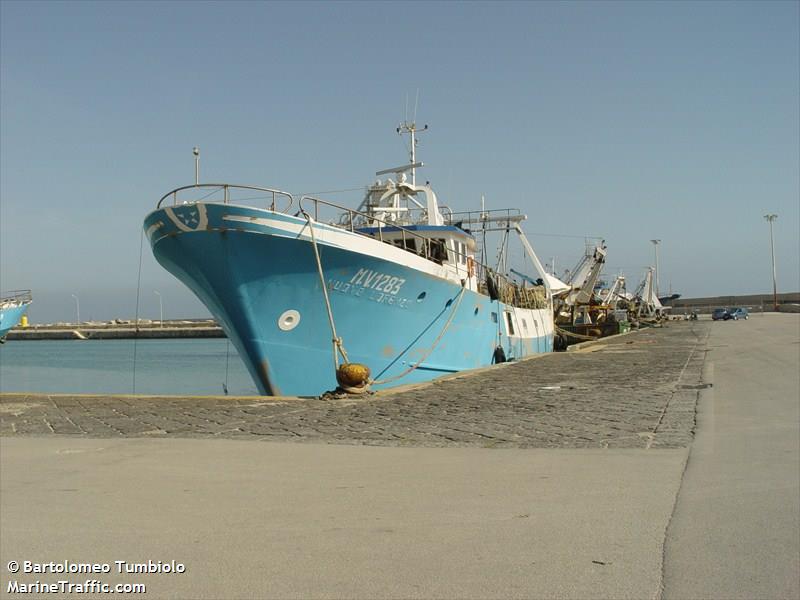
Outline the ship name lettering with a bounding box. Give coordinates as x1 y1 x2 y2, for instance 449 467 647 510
349 269 405 295
328 280 364 297
372 292 408 308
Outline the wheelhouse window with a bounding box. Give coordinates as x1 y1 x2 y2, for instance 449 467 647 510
392 238 417 253
438 238 453 263
429 239 448 263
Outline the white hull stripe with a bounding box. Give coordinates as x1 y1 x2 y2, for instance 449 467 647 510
146 221 164 239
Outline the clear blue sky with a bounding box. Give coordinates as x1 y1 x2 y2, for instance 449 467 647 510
2 1 798 323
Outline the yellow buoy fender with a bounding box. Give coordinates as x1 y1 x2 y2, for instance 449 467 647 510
336 363 371 389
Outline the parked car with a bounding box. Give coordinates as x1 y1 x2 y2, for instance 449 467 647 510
712 308 730 321
729 307 749 320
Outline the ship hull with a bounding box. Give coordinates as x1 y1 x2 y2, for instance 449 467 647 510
144 203 553 396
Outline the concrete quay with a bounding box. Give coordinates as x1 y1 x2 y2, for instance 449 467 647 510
1 316 798 600
1 323 706 448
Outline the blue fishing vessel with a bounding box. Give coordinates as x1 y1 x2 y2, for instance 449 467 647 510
0 290 32 342
144 126 560 396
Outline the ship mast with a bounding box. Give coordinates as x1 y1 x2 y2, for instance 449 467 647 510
396 120 428 186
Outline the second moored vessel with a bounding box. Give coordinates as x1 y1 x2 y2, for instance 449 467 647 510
0 290 32 343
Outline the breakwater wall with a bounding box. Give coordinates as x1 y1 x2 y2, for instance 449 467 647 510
6 320 226 341
668 292 799 313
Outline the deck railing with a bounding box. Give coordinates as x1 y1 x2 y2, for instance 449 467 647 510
299 195 437 260
298 196 547 309
0 289 32 306
157 184 294 213
444 207 524 228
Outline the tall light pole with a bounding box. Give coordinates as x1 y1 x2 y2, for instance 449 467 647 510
764 214 778 311
154 290 163 327
71 294 80 324
193 147 200 184
650 239 661 298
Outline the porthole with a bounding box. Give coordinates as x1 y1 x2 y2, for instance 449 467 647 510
417 292 427 302
278 309 301 331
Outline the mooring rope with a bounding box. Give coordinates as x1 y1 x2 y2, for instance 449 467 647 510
554 324 600 341
301 209 469 391
301 211 350 369
223 338 231 395
371 282 466 386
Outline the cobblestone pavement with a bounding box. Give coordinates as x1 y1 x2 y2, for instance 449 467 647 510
0 322 710 449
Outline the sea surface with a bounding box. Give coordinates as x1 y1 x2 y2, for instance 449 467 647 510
0 339 259 396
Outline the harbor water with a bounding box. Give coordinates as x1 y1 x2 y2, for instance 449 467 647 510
0 339 259 396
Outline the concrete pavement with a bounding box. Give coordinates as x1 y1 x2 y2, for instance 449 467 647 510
0 439 687 599
662 314 800 599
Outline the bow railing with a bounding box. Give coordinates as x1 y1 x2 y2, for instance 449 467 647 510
0 289 32 306
157 184 294 213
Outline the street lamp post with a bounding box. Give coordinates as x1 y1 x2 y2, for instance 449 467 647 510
71 294 80 324
154 290 163 327
764 214 778 311
193 147 200 184
650 239 661 298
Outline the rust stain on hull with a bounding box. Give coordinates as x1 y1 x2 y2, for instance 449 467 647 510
258 358 280 396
